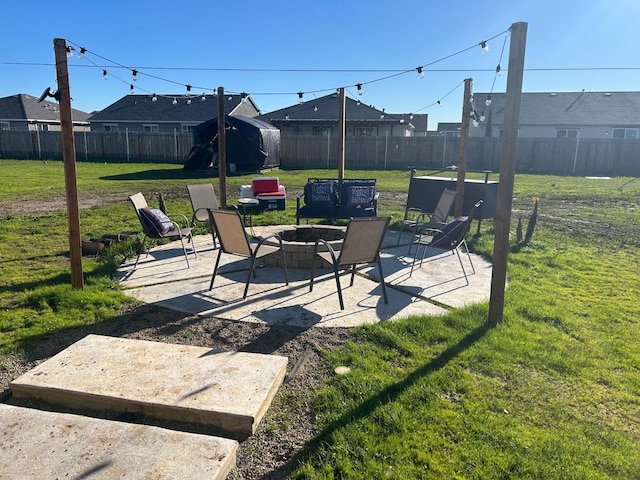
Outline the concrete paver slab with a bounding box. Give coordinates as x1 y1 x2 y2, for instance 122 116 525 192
0 403 237 480
10 334 288 435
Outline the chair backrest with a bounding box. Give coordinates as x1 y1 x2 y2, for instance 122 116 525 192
129 192 151 234
207 209 252 257
187 183 218 223
337 216 391 266
432 188 457 223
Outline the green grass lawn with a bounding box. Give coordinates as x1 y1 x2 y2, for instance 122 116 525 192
1 159 639 479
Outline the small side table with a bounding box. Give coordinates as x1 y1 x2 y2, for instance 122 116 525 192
237 198 260 235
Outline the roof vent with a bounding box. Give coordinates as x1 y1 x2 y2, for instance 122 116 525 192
603 92 612 96
549 93 557 96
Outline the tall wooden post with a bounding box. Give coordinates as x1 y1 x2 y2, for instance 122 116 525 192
337 87 346 186
488 22 528 325
455 78 473 217
53 38 83 289
217 87 227 208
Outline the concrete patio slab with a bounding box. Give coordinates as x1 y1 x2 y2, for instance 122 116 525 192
0 403 237 480
10 334 288 435
116 229 494 327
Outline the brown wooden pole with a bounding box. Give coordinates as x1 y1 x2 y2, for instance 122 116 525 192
455 78 473 217
488 22 528 325
217 87 227 208
53 38 83 289
337 87 346 185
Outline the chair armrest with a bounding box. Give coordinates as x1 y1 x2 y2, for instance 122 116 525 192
166 212 190 228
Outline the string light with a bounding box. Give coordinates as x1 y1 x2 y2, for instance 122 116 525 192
152 93 157 102
102 69 108 80
495 64 501 76
480 41 489 53
131 69 137 81
172 97 177 105
66 46 74 58
485 94 492 106
78 47 86 59
356 83 363 95
201 92 206 101
241 92 248 103
129 84 134 94
416 66 424 79
298 91 304 103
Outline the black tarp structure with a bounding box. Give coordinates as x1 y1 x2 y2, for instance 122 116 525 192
184 115 280 172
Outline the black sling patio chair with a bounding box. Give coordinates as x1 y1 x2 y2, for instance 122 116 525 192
410 200 483 285
309 216 391 310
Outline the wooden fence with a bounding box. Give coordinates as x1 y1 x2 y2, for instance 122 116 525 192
1 130 639 176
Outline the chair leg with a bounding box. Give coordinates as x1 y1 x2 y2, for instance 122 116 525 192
280 248 289 286
333 264 345 310
349 265 356 286
455 248 469 285
132 235 150 268
377 256 388 304
178 235 191 269
461 240 475 275
244 255 259 298
209 250 223 290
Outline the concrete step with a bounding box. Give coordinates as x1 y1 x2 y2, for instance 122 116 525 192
0 403 238 479
10 334 288 435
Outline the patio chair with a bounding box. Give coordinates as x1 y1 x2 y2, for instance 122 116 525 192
309 216 391 310
129 192 197 269
187 183 219 248
397 188 457 254
410 200 483 284
207 208 289 299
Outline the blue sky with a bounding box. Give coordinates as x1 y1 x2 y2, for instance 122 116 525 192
2 0 639 129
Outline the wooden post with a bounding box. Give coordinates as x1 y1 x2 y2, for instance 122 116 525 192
488 22 528 325
455 78 473 217
337 87 346 186
53 38 83 289
217 87 227 208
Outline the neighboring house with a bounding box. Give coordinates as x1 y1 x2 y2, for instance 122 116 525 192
259 93 427 137
0 93 90 132
87 94 260 133
469 91 640 139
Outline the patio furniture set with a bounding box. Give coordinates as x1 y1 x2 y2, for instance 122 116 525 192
128 175 482 310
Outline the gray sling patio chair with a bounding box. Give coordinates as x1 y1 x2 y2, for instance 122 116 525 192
410 200 483 285
397 188 457 254
187 183 219 248
309 216 391 310
129 192 196 269
207 208 289 299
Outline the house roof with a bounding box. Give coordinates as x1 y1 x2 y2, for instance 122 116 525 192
87 94 258 123
259 93 409 124
0 94 90 123
477 91 640 126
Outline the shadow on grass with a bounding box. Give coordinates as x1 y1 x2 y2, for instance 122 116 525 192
264 321 492 479
100 169 216 182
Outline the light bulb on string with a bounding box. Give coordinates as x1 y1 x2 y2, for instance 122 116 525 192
172 97 177 105
437 100 442 106
409 113 414 120
416 66 424 79
241 92 248 103
298 91 304 104
201 93 206 101
485 95 492 106
66 46 73 58
480 41 489 53
129 84 134 94
102 69 108 80
152 93 157 102
356 83 363 95
78 47 86 59
480 111 486 122
313 105 318 112
186 97 191 104
131 69 137 82
495 65 501 76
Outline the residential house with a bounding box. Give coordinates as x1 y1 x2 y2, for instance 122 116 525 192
0 93 90 132
259 93 427 137
87 94 260 133
469 91 640 139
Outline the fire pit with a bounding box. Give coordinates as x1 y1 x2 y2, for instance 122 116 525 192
262 225 345 269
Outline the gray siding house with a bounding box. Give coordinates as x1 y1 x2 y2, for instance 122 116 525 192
469 91 640 139
0 94 90 132
87 94 260 133
259 93 427 137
